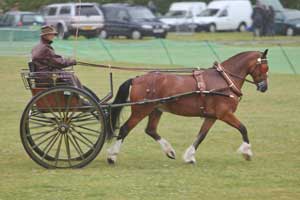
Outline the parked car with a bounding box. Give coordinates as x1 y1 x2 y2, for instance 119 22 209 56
40 3 104 39
99 4 169 39
275 17 300 36
260 0 300 36
0 11 45 28
193 0 252 32
160 2 207 31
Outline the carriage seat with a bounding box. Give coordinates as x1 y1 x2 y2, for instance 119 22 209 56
27 62 77 89
28 61 36 73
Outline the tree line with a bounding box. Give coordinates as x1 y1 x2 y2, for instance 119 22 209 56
1 0 299 13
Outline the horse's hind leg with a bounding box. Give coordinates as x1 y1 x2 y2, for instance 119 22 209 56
145 109 176 159
221 112 253 161
183 118 216 164
107 105 153 164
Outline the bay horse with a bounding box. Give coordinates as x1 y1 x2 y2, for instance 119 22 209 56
106 50 269 164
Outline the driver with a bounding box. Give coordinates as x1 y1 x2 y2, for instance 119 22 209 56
31 25 81 87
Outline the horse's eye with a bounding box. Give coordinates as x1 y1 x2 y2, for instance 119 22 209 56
260 65 268 73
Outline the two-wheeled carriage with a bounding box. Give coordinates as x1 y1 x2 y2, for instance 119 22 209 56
20 68 114 169
20 50 269 168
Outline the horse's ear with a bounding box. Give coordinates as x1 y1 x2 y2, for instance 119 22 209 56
262 49 269 58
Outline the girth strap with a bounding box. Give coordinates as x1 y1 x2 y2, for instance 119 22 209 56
193 70 206 92
193 70 207 115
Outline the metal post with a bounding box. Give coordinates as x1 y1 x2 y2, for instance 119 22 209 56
99 39 115 61
205 40 221 62
159 39 174 65
278 44 297 74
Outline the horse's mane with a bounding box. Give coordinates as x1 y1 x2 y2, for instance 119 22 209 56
225 51 261 63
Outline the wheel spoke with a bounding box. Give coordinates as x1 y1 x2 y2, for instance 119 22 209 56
70 127 96 146
71 116 98 123
30 111 56 123
41 133 60 160
70 112 95 120
41 97 61 123
71 124 100 136
68 133 85 160
30 125 56 129
69 131 95 149
74 122 99 127
27 128 57 137
63 93 74 122
29 116 55 124
29 119 56 127
54 134 63 167
54 91 63 119
32 132 58 149
64 134 72 167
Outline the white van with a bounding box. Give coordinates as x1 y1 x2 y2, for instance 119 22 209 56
160 2 206 31
194 0 252 32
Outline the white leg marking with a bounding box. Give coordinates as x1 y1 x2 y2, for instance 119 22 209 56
237 142 253 160
107 139 122 164
158 138 176 159
183 145 196 164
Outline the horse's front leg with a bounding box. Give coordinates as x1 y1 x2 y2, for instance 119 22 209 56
221 112 253 161
183 118 216 164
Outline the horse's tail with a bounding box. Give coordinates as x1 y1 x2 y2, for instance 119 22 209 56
107 78 132 140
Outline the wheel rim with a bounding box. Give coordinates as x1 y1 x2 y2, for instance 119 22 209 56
239 24 246 32
132 30 141 39
100 30 107 39
20 87 106 168
209 25 216 32
286 28 294 36
57 26 64 39
253 28 261 37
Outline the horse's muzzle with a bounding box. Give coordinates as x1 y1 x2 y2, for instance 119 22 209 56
257 80 268 92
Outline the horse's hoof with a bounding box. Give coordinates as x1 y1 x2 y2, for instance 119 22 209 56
107 157 116 165
237 142 253 161
186 160 196 164
243 154 252 161
184 157 196 164
107 158 116 165
166 150 176 159
183 145 196 164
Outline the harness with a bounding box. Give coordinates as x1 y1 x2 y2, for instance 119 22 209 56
213 63 243 97
192 70 206 115
192 57 268 113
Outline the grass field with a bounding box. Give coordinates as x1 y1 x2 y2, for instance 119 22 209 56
0 49 300 199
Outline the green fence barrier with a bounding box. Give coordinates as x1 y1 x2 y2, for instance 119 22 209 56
0 28 40 41
0 38 298 74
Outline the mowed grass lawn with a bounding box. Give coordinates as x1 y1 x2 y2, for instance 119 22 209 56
0 55 299 200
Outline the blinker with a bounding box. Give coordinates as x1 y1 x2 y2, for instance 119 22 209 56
260 65 269 73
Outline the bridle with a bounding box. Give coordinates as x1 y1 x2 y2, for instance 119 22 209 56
214 56 268 97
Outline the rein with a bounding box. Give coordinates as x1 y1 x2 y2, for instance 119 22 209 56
77 61 198 73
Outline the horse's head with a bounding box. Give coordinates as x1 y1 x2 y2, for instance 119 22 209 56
248 49 269 92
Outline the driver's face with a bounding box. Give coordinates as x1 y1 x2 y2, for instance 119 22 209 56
44 34 56 41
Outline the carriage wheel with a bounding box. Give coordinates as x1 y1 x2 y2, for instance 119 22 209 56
20 86 107 169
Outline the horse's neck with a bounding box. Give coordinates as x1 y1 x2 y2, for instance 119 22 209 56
222 54 256 89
